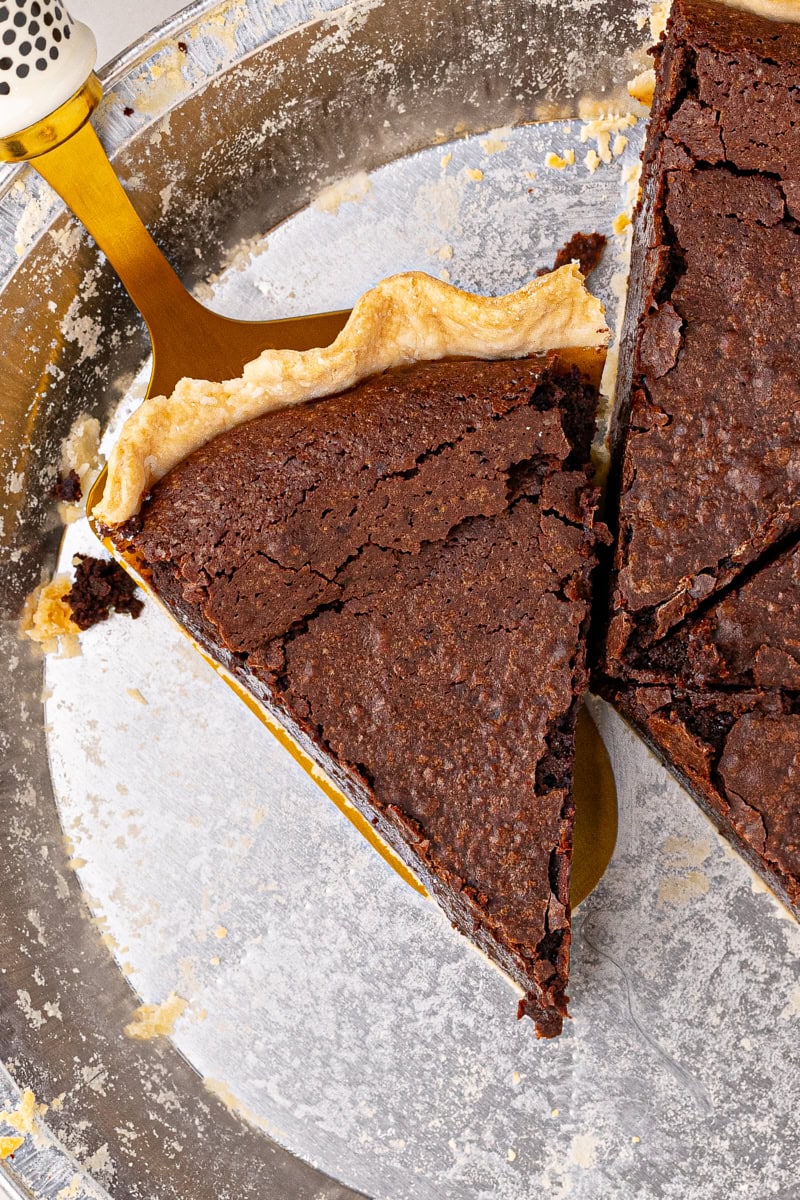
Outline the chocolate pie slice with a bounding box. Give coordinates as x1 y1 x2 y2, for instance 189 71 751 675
605 0 800 675
600 0 800 923
96 267 609 1036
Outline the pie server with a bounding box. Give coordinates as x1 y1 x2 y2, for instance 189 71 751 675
0 0 617 905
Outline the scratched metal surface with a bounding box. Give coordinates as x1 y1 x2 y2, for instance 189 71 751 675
1 1 799 1199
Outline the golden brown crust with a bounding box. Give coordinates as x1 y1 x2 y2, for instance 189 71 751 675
96 267 608 526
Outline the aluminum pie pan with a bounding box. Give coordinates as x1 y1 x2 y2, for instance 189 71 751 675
1 1 800 1198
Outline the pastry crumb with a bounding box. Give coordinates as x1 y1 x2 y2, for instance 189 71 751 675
22 556 143 653
59 414 103 498
580 113 637 165
480 126 511 154
628 68 656 106
125 992 187 1040
312 171 372 215
465 167 484 181
0 1089 48 1144
545 150 575 169
55 1175 83 1200
650 0 669 39
22 578 80 647
0 1136 24 1159
584 149 601 173
612 133 629 156
613 211 632 236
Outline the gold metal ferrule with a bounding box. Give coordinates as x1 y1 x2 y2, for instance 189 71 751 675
0 74 102 163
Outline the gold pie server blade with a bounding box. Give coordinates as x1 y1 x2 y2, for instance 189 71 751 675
0 2 617 907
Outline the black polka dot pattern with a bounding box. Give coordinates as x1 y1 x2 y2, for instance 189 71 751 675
0 0 74 99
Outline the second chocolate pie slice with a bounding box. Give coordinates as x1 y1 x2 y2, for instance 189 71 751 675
95 268 609 1036
605 0 800 674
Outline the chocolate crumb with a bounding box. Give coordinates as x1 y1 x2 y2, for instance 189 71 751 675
123 106 134 117
66 556 144 631
177 40 188 52
53 469 82 504
538 232 607 279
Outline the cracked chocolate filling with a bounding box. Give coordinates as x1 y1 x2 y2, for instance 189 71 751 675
121 355 606 1038
605 0 800 673
621 532 800 689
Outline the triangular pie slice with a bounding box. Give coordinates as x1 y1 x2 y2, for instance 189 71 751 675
96 268 609 1036
604 0 800 674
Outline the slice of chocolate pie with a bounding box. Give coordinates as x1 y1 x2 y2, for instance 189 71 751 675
598 0 800 925
604 0 800 675
96 267 609 1036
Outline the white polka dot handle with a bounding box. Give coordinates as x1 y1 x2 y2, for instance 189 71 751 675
0 0 96 138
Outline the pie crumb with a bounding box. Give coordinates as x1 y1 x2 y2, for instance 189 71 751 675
650 0 669 39
22 578 80 646
545 150 575 169
59 414 103 498
580 113 637 165
628 68 656 106
0 1089 48 1145
125 992 187 1040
